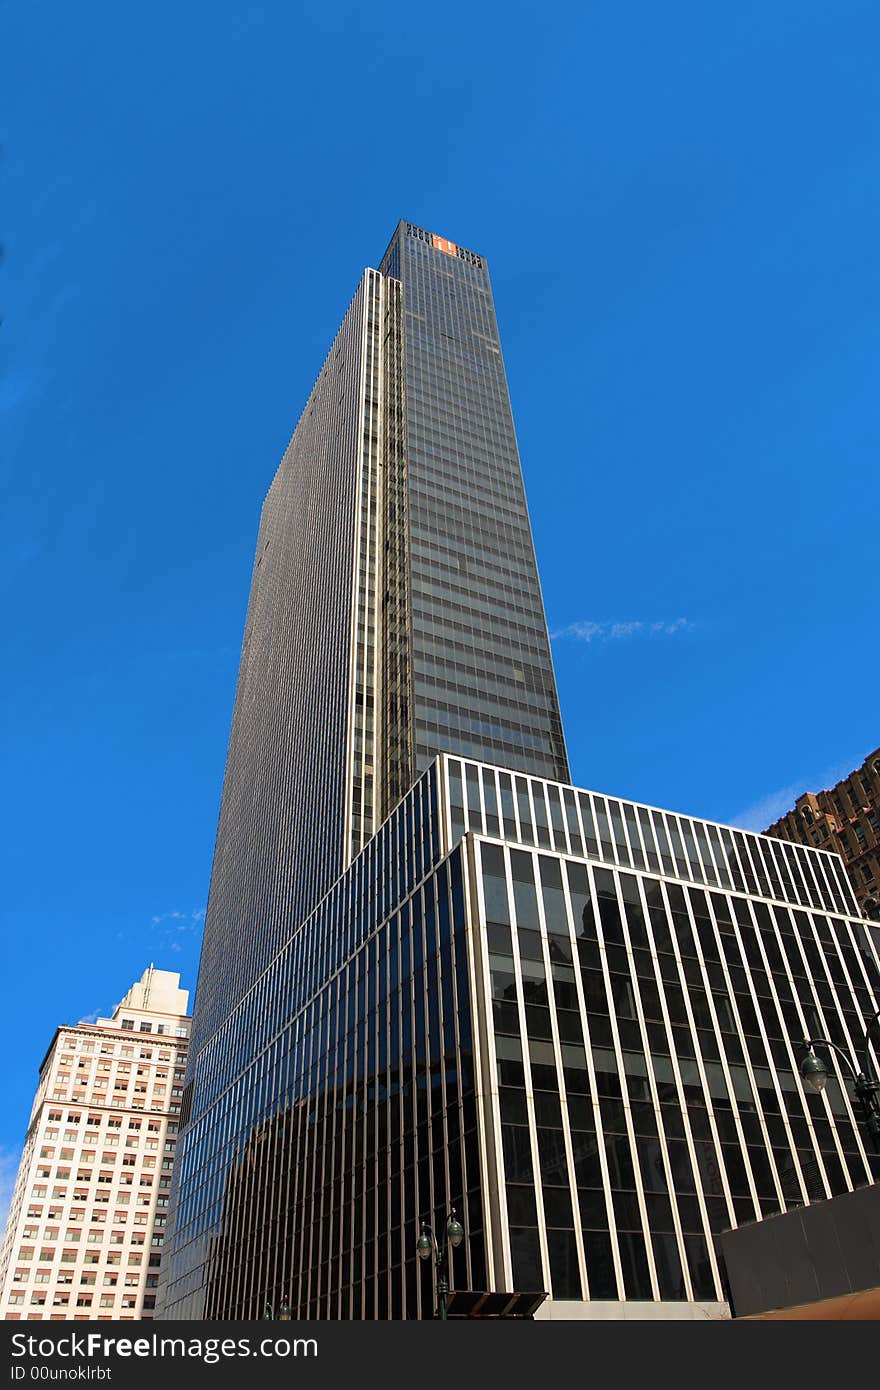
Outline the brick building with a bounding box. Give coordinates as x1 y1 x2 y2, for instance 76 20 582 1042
764 749 880 920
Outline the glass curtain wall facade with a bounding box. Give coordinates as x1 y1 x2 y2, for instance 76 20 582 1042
454 759 880 1312
191 272 384 1056
160 756 880 1318
378 223 569 802
166 224 569 1315
160 763 488 1318
189 223 567 1057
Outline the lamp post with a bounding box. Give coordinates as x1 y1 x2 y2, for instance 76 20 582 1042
798 1008 880 1154
416 1210 465 1320
263 1299 291 1320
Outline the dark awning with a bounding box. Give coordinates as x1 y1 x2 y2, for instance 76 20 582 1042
445 1290 548 1319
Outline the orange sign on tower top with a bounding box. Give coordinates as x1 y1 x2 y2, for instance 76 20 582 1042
432 234 458 255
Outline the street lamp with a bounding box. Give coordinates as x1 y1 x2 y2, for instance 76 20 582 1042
416 1210 465 1320
263 1299 291 1320
798 1008 880 1154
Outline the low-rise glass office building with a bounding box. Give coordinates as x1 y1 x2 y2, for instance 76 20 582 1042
160 756 880 1319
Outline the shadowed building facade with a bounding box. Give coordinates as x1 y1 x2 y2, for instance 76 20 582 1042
187 225 568 1064
162 224 568 1316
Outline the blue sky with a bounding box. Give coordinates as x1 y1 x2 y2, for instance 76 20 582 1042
2 1 879 1207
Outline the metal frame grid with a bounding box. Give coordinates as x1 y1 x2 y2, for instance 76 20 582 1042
448 755 879 1309
161 764 461 1318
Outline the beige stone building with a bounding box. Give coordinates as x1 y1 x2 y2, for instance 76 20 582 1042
764 748 880 921
0 966 189 1321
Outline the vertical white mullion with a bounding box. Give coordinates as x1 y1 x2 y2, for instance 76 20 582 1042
439 754 453 855
559 861 625 1300
526 777 546 850
468 837 512 1292
369 271 384 843
839 912 880 1107
598 869 661 1299
533 849 589 1302
740 833 771 899
697 897 765 1219
767 905 837 1197
774 838 807 906
550 779 572 856
343 275 371 865
766 835 798 904
636 805 661 874
801 911 873 1178
654 884 730 1293
476 762 489 838
489 766 503 842
725 903 803 1208
783 904 853 1171
798 840 829 911
727 830 757 896
510 771 523 844
838 910 880 1009
571 787 590 860
648 809 673 878
701 821 728 890
790 841 821 909
627 875 697 1299
663 917 743 1232
622 800 647 872
636 880 726 1295
690 819 720 889
506 846 552 1298
666 814 691 885
592 793 619 868
812 848 839 913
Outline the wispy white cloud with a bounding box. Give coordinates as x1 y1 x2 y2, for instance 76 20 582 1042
729 758 859 832
78 1008 109 1026
729 784 809 832
552 621 603 642
551 618 693 643
150 908 206 931
149 908 206 954
0 1148 22 1239
115 907 206 956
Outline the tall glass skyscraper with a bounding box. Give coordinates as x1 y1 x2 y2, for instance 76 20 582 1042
187 224 568 1062
159 226 880 1320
